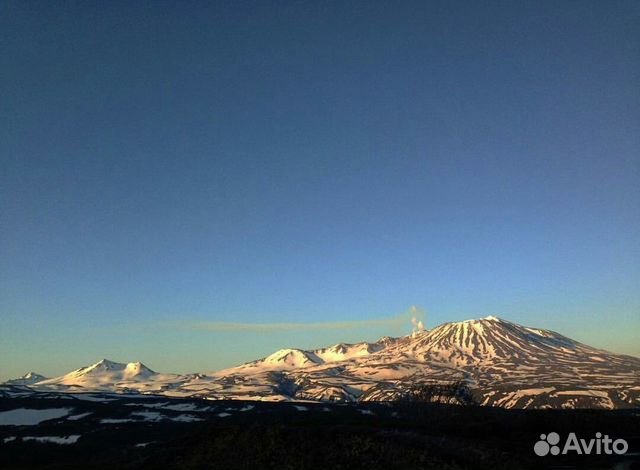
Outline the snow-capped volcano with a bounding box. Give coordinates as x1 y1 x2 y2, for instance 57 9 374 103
403 315 597 365
68 359 156 379
7 317 640 409
36 359 158 389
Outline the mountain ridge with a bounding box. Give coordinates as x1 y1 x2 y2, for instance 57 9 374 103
3 316 639 409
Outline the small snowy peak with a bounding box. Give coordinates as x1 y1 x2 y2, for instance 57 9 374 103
37 359 157 387
70 359 154 378
3 372 47 385
314 341 385 362
263 349 322 368
483 315 501 321
457 315 505 324
22 372 46 381
70 359 125 377
91 358 122 370
375 336 399 347
123 362 156 378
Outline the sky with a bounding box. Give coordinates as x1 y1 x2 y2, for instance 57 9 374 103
1 1 639 380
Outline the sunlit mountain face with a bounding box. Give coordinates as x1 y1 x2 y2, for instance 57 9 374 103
5 317 638 410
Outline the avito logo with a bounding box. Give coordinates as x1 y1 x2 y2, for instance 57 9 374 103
534 432 628 456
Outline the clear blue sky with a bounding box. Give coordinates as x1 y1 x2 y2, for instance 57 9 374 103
1 1 638 380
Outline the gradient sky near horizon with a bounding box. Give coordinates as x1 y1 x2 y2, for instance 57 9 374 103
1 1 639 380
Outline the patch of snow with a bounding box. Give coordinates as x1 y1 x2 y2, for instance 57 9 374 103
163 403 206 412
170 414 203 422
124 401 170 409
130 411 163 422
23 435 80 445
100 418 135 423
67 412 92 421
0 408 72 426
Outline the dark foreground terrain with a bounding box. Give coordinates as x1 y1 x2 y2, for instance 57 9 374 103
0 392 638 469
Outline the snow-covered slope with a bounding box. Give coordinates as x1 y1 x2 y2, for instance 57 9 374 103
12 317 640 409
